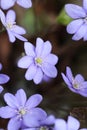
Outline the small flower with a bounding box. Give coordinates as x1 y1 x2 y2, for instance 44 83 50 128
65 0 87 41
18 37 58 84
0 63 10 93
1 0 32 10
0 89 47 130
40 114 55 126
61 66 87 97
39 115 55 130
54 116 80 130
23 115 55 130
0 9 27 43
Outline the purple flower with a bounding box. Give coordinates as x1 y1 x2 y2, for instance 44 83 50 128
0 63 10 93
65 0 87 41
22 115 55 130
0 9 27 43
38 115 55 130
0 89 47 130
54 116 80 130
1 0 32 10
40 114 55 126
17 37 58 84
61 66 87 97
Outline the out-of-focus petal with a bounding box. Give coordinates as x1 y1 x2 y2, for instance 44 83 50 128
8 116 22 130
67 19 83 34
72 24 87 41
67 116 80 130
6 10 16 23
66 66 74 82
4 93 19 108
83 0 87 12
61 73 72 87
42 63 57 78
0 74 9 84
17 0 32 8
45 54 58 65
23 115 40 127
0 63 2 71
13 33 27 42
15 89 27 106
75 74 84 82
25 64 37 80
65 4 86 19
0 9 6 26
66 66 73 82
0 86 4 93
7 30 16 43
54 119 66 130
0 106 16 118
12 25 26 34
41 115 55 125
33 68 43 84
17 56 33 69
24 42 35 57
42 74 51 82
81 82 87 88
67 85 79 93
78 87 87 97
25 94 42 109
28 108 47 121
36 37 44 57
41 41 52 58
1 0 15 10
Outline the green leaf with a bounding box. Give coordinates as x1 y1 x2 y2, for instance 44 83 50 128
56 7 72 26
21 9 36 35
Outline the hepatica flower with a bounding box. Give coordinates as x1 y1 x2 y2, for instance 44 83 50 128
0 63 10 93
1 0 32 10
23 115 55 130
65 0 87 41
0 9 27 43
18 37 58 84
54 116 80 130
61 66 87 97
38 115 55 130
0 89 47 130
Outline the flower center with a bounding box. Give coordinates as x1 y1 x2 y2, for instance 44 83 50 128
72 80 80 90
6 22 16 29
40 126 49 130
19 108 26 116
73 83 79 89
35 57 43 65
